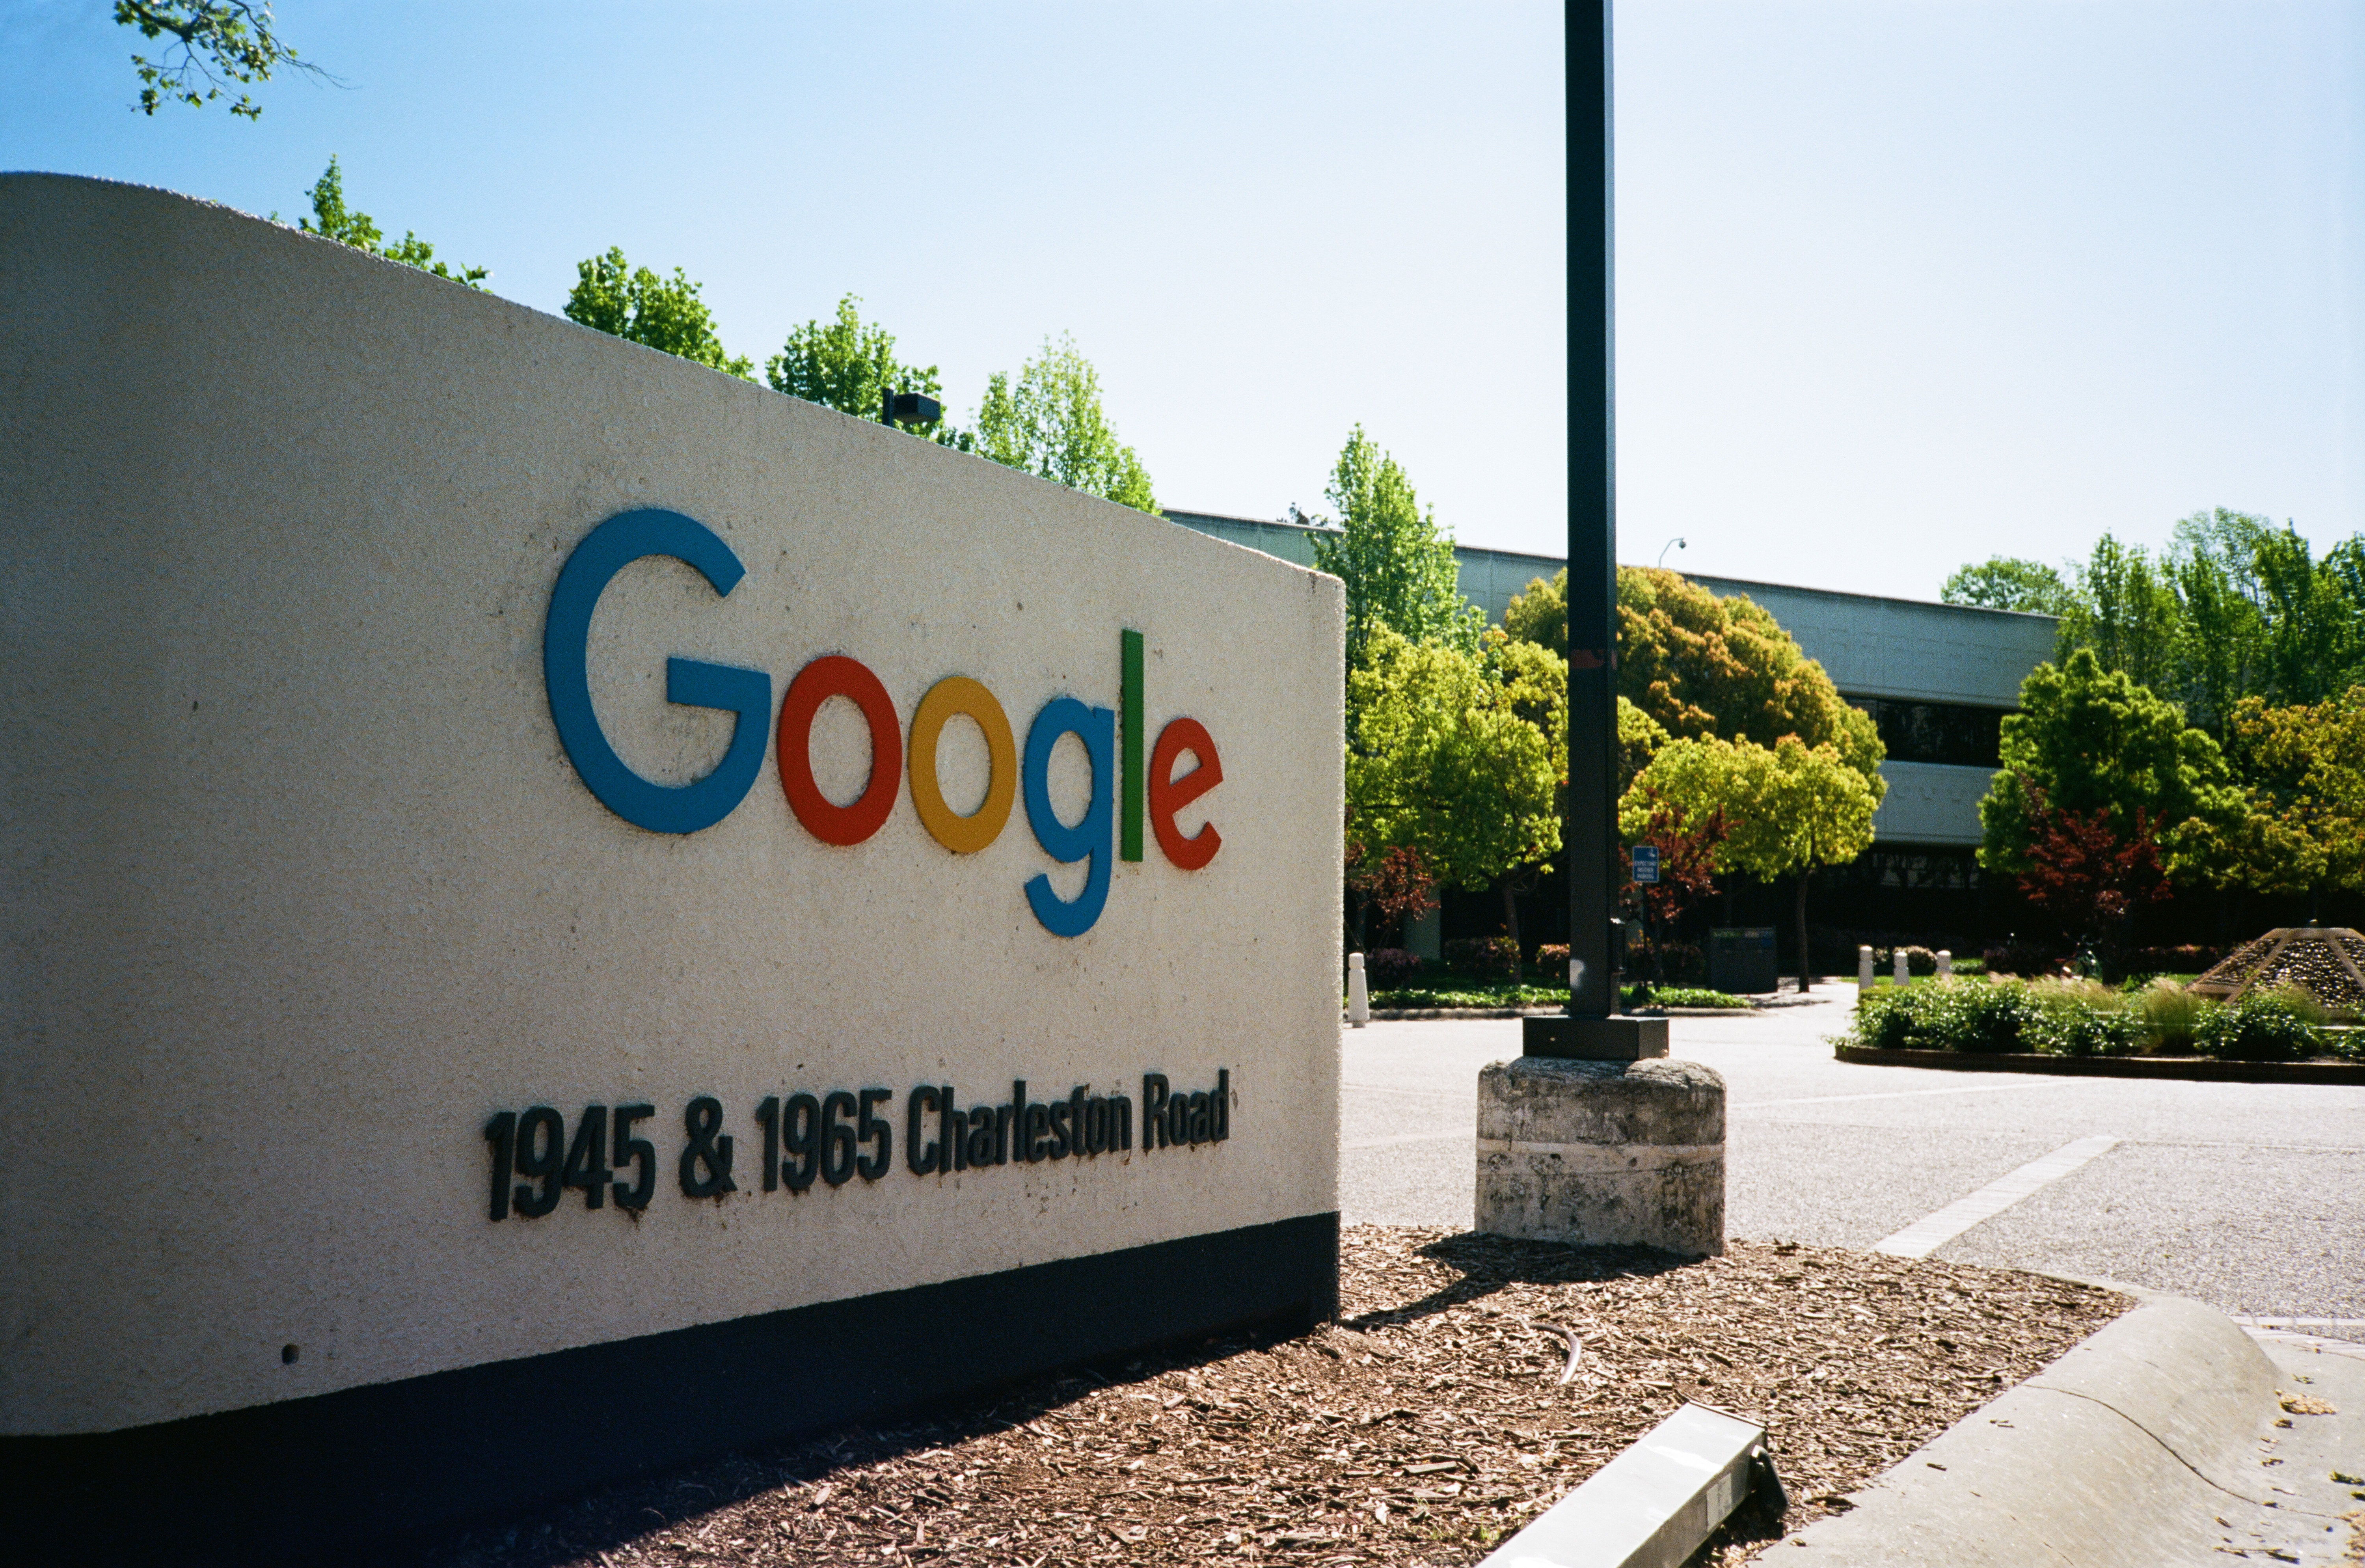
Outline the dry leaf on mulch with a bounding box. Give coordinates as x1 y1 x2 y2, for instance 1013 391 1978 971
416 1226 2126 1568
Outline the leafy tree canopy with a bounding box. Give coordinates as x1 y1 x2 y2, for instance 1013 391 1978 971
565 248 752 379
1976 648 2237 880
767 294 968 447
1942 557 2080 616
115 0 322 119
1503 567 1568 656
2179 688 2365 901
973 335 1156 513
1622 734 1875 886
1623 732 1877 991
1313 427 1483 668
1618 695 1671 797
1944 512 2365 738
296 158 486 289
1346 628 1560 898
1610 567 1885 791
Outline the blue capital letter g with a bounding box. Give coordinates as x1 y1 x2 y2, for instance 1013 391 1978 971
544 509 771 835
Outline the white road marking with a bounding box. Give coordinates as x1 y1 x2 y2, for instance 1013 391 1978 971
1873 1136 2122 1258
1736 1082 2045 1110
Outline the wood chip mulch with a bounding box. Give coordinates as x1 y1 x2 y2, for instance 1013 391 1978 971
417 1227 2128 1568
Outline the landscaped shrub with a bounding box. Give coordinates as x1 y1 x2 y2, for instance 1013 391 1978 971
1983 940 2068 977
1951 957 1989 976
2195 988 2324 1062
1650 987 1753 1010
1443 936 1519 979
2325 1028 2365 1063
1364 948 1422 989
2020 980 2145 1057
1534 943 1570 976
1917 980 2036 1052
1897 945 1939 977
2114 945 2226 981
1851 985 1934 1050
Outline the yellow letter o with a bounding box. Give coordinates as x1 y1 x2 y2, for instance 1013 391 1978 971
908 676 1017 854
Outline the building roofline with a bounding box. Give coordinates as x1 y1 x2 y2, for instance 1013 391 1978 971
1685 572 2060 624
1167 508 2060 626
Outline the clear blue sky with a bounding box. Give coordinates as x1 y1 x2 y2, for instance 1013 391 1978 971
6 1 2358 600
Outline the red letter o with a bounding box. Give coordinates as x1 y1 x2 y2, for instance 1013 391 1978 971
777 655 902 846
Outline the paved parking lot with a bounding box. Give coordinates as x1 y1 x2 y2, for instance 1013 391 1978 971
1341 990 2365 1322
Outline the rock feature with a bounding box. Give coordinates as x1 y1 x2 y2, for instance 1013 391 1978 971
1475 1056 1725 1257
2188 927 2365 1010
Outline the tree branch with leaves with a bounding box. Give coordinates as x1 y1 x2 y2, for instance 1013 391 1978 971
115 1 326 119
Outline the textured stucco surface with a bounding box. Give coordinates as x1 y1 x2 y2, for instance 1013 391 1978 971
1474 1057 1726 1256
0 175 1345 1434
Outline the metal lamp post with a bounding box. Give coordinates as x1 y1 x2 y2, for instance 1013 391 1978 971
1522 0 1666 1061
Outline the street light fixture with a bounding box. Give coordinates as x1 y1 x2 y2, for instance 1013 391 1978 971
881 391 942 426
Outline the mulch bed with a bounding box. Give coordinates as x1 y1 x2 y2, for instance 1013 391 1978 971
415 1227 2127 1568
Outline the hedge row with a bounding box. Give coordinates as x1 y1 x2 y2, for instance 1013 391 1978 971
1845 976 2361 1063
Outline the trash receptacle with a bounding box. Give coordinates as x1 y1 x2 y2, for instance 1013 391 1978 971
1708 927 1778 994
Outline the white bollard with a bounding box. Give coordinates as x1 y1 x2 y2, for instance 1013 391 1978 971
1894 948 1910 988
1347 952 1370 1027
1937 948 1953 980
1858 944 1874 992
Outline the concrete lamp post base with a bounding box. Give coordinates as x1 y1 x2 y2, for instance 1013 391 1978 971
1522 1013 1670 1060
1475 1056 1726 1258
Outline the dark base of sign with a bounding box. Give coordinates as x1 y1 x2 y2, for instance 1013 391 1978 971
1522 1013 1671 1060
0 1211 1338 1566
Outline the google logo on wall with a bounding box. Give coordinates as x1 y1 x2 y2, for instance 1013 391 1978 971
544 509 1222 938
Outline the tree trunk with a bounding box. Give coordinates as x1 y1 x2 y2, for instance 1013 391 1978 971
1794 869 1813 994
1501 883 1523 981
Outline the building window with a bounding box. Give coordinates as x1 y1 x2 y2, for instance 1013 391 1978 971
1852 698 2006 769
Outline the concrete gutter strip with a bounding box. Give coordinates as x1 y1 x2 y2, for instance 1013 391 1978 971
1478 1403 1763 1568
1787 1296 2361 1566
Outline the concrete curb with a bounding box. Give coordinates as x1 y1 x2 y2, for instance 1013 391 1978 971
1833 1044 2365 1085
1786 1294 2360 1566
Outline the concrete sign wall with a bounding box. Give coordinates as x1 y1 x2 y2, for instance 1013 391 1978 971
0 175 1343 1556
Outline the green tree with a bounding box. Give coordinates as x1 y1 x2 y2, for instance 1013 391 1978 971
1504 567 1568 656
2057 534 2181 694
767 294 968 445
2182 689 2365 912
1313 426 1483 670
1622 734 1877 993
973 335 1156 512
1618 695 1670 796
1943 512 2365 741
565 248 752 378
115 0 322 119
296 158 486 289
1347 629 1562 966
1610 567 1885 790
1977 649 2238 882
1941 557 2079 616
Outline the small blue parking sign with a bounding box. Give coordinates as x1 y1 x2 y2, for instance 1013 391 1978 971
1632 845 1659 883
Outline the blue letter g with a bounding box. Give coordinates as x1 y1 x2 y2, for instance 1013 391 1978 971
544 509 772 835
1022 696 1115 937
